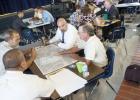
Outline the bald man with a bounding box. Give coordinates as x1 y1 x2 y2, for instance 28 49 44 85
1 49 54 100
0 29 36 74
49 18 83 50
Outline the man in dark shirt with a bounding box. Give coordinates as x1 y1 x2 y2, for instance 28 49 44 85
104 0 120 20
12 11 36 43
12 11 28 34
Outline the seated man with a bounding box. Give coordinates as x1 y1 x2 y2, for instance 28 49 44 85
60 24 108 68
1 49 54 100
33 7 40 19
37 7 54 23
49 18 84 50
12 11 28 34
104 0 120 20
12 11 35 42
0 29 36 74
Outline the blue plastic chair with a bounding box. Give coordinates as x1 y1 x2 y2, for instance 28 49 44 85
88 47 117 99
93 47 115 80
107 26 127 55
21 29 37 44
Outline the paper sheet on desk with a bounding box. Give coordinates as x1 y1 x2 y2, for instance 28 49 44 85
47 68 87 97
34 45 77 75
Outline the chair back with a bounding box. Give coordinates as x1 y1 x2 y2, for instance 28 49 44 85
103 47 115 78
22 29 36 43
120 15 124 26
109 26 125 41
89 47 115 82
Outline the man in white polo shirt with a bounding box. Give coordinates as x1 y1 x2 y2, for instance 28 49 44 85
58 23 107 67
78 24 108 67
49 18 81 50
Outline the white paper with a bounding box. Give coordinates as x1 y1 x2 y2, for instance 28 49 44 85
34 45 77 75
47 68 87 97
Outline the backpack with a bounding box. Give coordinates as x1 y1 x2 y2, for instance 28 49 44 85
125 64 140 83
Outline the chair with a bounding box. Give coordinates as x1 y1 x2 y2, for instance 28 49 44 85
21 29 37 44
46 21 57 40
120 15 125 26
91 47 115 80
88 47 117 99
106 26 127 55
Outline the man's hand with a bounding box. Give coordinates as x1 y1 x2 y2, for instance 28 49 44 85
31 48 36 60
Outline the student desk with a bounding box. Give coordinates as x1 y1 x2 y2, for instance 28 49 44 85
23 17 51 29
94 20 121 40
30 45 104 99
23 17 52 40
115 2 140 8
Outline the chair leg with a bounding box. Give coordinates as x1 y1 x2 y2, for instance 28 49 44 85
84 87 87 100
87 80 99 100
123 39 128 55
70 93 73 100
106 80 117 95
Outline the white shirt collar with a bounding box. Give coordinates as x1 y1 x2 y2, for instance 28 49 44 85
87 35 97 43
1 41 11 47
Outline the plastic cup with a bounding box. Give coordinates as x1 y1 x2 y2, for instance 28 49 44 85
76 62 85 73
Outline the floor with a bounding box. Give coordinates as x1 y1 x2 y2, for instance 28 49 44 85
115 80 140 100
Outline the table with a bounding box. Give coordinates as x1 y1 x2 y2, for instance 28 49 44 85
30 44 104 80
33 44 77 75
115 2 140 8
23 18 50 29
23 17 52 41
30 44 104 99
94 19 120 27
94 20 121 40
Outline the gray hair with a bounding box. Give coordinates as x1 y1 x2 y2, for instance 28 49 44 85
0 29 19 42
80 23 95 36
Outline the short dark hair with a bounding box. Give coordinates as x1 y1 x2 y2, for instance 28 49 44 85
81 4 91 16
75 5 81 9
37 6 45 10
3 29 19 42
80 24 95 36
17 10 24 15
3 49 24 69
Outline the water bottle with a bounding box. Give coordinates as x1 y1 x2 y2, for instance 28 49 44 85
82 63 89 77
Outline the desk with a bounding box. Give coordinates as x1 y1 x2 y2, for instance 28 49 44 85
23 17 52 40
30 45 104 99
115 2 140 8
34 44 77 75
94 20 121 40
66 54 104 81
30 45 104 80
23 18 51 29
95 20 120 27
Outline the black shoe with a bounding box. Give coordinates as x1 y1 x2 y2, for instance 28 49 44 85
137 24 140 27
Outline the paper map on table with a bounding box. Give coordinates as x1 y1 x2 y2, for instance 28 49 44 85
35 44 77 75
